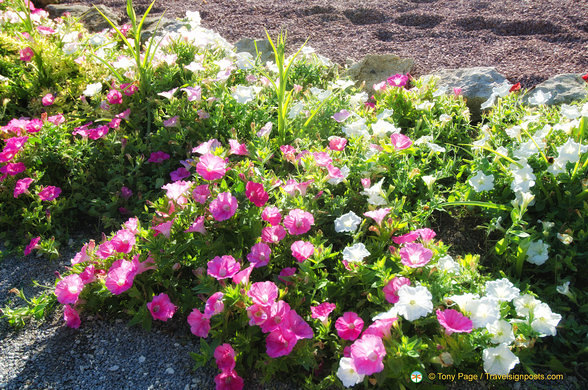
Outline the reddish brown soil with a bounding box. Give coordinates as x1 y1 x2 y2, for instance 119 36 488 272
68 0 588 88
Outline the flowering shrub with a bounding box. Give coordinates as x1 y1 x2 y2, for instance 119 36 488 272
1 0 586 387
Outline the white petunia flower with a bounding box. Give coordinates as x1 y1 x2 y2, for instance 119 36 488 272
376 109 394 121
439 113 452 123
371 119 400 137
483 344 520 375
349 92 369 107
422 175 436 190
513 294 540 317
556 233 573 245
556 281 571 296
232 85 260 104
486 320 515 345
343 118 370 138
510 163 535 193
288 101 305 119
468 297 501 328
342 243 371 263
436 255 461 274
337 357 365 388
415 101 434 111
446 293 479 313
360 178 387 206
485 278 520 302
335 211 362 233
309 87 332 101
560 104 580 119
548 138 588 175
395 285 433 321
531 303 561 337
83 82 102 97
469 171 494 192
526 240 549 265
372 306 398 321
528 90 552 105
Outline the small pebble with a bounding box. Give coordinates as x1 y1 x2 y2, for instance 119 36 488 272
138 356 146 363
165 368 175 375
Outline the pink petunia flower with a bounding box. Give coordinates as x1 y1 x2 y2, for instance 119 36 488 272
152 220 174 238
214 344 236 372
63 305 81 329
387 73 408 88
147 293 177 321
192 184 211 204
260 300 291 333
328 136 347 151
170 167 190 182
106 89 123 105
41 94 55 106
383 276 411 304
311 302 336 324
163 116 179 128
390 133 413 151
280 145 296 160
283 209 314 235
196 154 227 181
350 334 387 375
290 241 314 262
248 281 278 306
232 264 254 285
261 225 287 243
281 310 314 340
120 186 133 200
162 180 192 202
229 139 248 156
399 243 433 268
245 181 268 207
79 264 96 284
392 231 419 244
96 241 115 259
214 369 244 390
26 118 43 133
204 292 225 318
247 242 272 268
148 151 170 163
182 86 202 102
362 318 396 339
261 206 282 226
104 259 137 294
436 309 473 335
55 274 84 304
414 228 436 242
207 255 241 280
335 312 364 341
187 308 211 337
124 217 140 234
363 208 391 227
184 216 206 234
47 114 65 125
20 47 34 62
278 267 296 284
313 151 332 167
209 192 238 221
0 149 17 163
110 229 135 253
24 236 40 255
71 240 95 265
266 327 298 358
332 109 351 122
38 185 61 201
247 304 270 326
192 139 221 155
1 162 26 176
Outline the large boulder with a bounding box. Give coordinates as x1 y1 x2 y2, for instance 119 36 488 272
344 54 415 94
524 74 588 106
46 4 121 32
234 38 275 64
423 67 509 122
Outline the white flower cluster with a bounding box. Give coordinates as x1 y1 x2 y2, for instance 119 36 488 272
449 278 561 376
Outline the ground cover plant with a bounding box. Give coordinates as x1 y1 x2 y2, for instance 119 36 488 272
1 0 587 388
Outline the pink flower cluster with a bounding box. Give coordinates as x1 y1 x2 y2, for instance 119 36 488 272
335 311 396 376
213 344 243 390
390 228 437 268
246 281 313 358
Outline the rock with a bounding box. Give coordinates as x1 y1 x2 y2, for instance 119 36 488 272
140 16 184 41
344 54 415 93
524 73 588 106
234 38 275 64
423 67 509 122
45 4 121 32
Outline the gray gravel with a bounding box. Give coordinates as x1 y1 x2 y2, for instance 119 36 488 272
0 238 297 390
